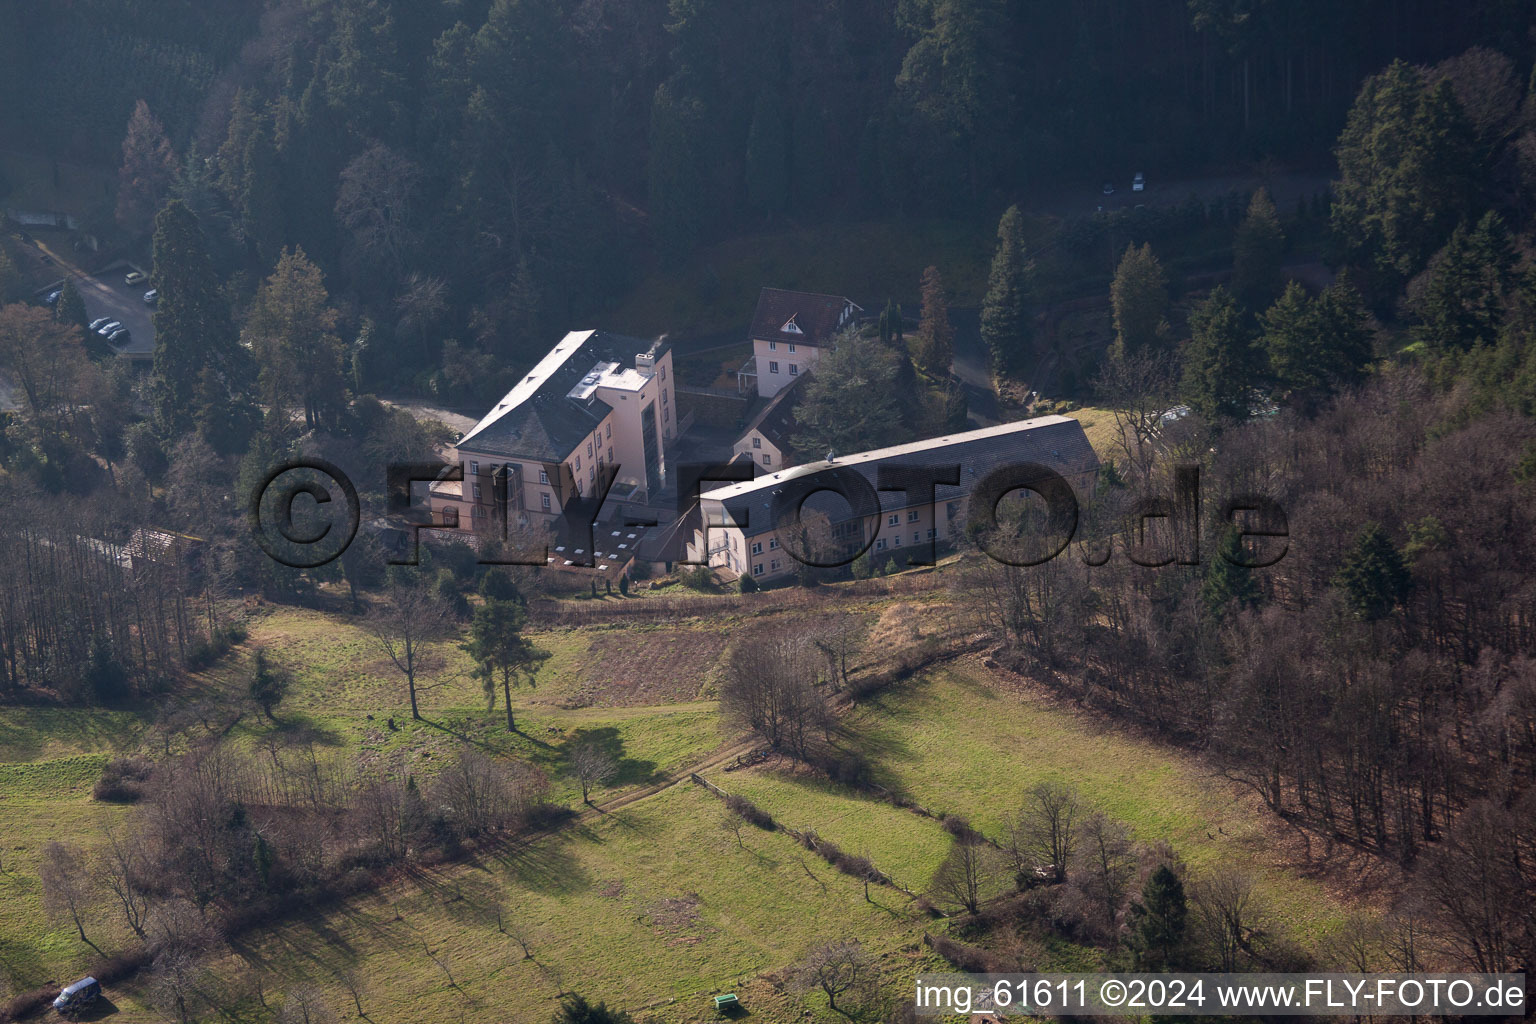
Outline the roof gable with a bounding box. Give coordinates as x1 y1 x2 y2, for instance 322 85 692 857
749 288 861 348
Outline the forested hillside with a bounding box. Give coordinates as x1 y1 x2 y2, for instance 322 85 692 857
2 0 1529 390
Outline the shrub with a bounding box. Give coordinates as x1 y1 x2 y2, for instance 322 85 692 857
723 794 775 831
737 574 758 594
941 814 982 845
94 756 153 802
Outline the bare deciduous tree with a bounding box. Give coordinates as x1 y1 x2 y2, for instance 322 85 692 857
335 143 422 281
929 836 994 915
796 939 874 1017
568 742 618 804
1192 867 1270 972
39 840 93 942
719 635 828 758
98 828 151 938
364 573 453 720
1072 813 1138 938
1008 779 1080 885
279 984 337 1024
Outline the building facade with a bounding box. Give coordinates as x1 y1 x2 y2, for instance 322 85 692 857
688 416 1099 582
430 331 677 533
739 288 861 398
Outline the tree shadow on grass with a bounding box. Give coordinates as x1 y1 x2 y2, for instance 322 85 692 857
486 832 592 897
558 726 662 787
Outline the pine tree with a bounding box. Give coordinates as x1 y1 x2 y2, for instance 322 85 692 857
878 299 903 345
648 80 709 264
745 89 789 218
1181 286 1258 422
1232 188 1285 315
1202 528 1261 618
242 248 346 433
240 123 284 266
1333 523 1412 621
1110 242 1168 359
980 204 1030 375
54 280 88 332
1413 212 1513 350
1332 61 1475 284
116 100 178 235
248 648 290 721
912 265 954 377
1130 865 1188 970
151 201 244 437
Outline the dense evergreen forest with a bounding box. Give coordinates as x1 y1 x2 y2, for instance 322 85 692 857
2 0 1531 392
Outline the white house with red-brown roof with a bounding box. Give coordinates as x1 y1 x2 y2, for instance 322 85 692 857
739 287 861 398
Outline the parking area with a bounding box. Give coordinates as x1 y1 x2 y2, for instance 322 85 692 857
73 259 156 361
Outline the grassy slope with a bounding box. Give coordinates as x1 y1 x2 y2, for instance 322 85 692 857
200 782 941 1023
0 596 1367 1018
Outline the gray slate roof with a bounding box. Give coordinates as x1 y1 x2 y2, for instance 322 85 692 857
706 415 1099 537
456 330 665 462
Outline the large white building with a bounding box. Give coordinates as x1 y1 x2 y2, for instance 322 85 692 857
430 330 677 532
687 416 1100 582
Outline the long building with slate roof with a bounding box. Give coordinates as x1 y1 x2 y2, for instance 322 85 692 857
430 330 678 532
686 415 1099 582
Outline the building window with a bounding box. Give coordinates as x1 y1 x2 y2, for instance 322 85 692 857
589 467 595 484
574 456 581 472
539 469 550 484
769 361 779 374
443 507 459 527
888 514 900 527
472 483 482 501
769 341 777 351
472 505 486 520
927 528 937 539
893 534 902 546
769 537 779 550
752 436 761 449
789 364 798 376
770 559 780 572
606 423 612 438
907 510 920 522
753 563 764 576
913 532 921 544
662 389 668 405
587 442 594 458
751 541 763 555
470 461 479 475
659 366 666 380
761 453 771 465
788 343 796 353
875 538 887 551
607 447 613 462
541 494 551 510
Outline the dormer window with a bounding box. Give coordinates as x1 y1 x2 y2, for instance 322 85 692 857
781 314 803 335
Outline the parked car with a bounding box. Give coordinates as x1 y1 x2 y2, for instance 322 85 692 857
44 289 61 306
107 328 132 346
143 288 159 305
1101 181 1115 195
89 317 113 331
124 270 147 286
96 320 122 336
52 976 100 1018
1132 171 1146 192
